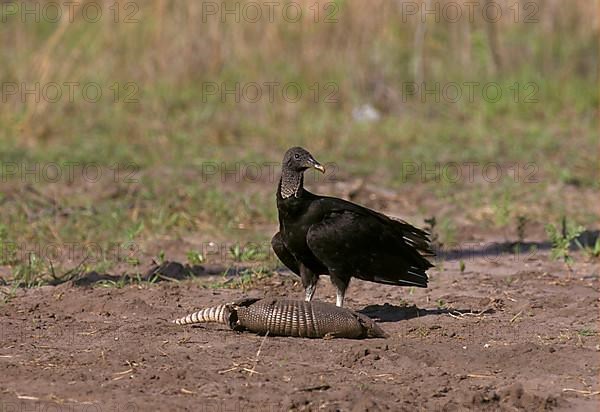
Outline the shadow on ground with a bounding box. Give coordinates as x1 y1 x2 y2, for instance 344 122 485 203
359 303 495 322
434 230 598 261
428 229 598 264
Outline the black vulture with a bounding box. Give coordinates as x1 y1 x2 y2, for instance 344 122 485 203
272 147 434 307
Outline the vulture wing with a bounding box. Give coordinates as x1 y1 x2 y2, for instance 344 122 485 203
306 198 433 287
271 232 301 276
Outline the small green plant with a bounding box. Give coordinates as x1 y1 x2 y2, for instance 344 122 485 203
435 217 456 246
513 215 528 255
126 256 141 266
155 250 166 265
13 253 47 288
229 243 266 262
516 215 528 243
545 217 584 273
493 192 512 227
584 237 600 259
120 240 141 266
577 328 597 337
126 221 145 241
186 250 205 265
229 244 243 262
207 267 271 290
459 260 466 273
236 269 257 287
96 272 160 289
0 224 17 266
145 273 160 284
424 216 441 248
97 277 129 289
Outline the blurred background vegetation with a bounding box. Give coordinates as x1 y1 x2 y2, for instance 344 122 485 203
0 0 598 281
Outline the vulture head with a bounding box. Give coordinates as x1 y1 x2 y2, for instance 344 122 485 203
282 147 326 174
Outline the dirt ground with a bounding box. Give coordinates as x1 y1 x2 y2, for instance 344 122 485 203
1 245 599 411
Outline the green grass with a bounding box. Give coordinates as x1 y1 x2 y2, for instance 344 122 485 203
95 273 160 289
202 268 273 290
0 1 597 287
577 329 597 337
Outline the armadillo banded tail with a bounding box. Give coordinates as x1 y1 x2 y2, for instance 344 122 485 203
173 304 229 325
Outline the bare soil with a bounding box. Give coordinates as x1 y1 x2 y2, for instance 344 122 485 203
1 248 599 411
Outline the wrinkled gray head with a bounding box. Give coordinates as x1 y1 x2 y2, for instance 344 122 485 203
279 147 325 199
282 147 325 174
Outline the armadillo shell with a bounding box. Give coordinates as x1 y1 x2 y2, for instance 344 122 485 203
231 298 385 338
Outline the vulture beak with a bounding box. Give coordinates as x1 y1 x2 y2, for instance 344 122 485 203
308 158 326 174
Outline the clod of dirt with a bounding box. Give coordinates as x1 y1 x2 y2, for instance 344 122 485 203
339 347 384 368
71 271 120 286
146 261 187 279
464 383 559 411
351 398 392 411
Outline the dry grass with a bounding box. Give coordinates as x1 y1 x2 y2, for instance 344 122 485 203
1 0 597 143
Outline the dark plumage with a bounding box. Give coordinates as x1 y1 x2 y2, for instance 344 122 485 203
272 147 434 307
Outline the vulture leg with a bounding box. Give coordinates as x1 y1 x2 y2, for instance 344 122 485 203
305 283 317 302
337 291 344 308
300 264 319 302
330 273 351 307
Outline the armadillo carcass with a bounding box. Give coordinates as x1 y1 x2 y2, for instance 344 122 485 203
172 298 386 339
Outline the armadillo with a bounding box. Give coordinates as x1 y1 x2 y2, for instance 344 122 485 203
172 298 386 339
